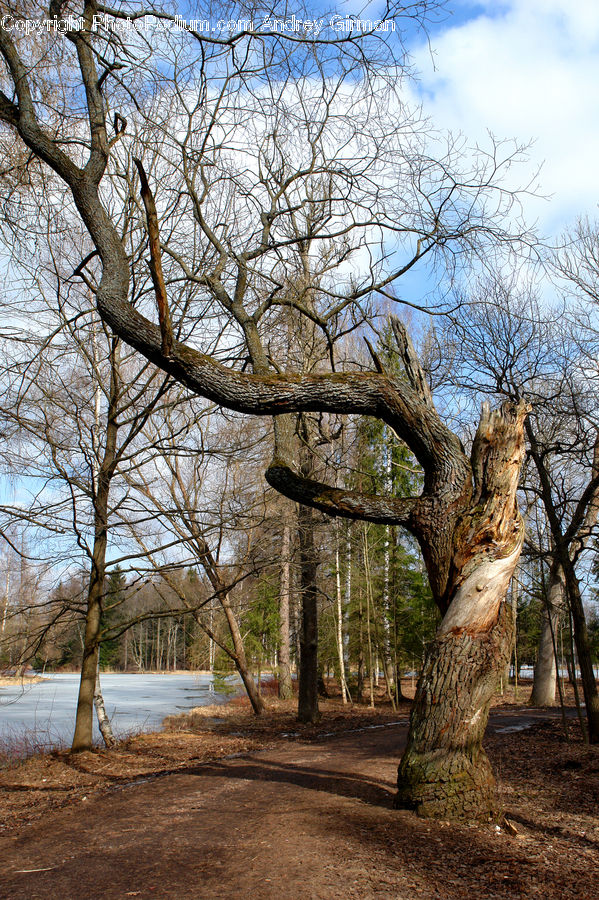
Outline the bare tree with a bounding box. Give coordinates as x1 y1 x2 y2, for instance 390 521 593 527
0 1 535 819
442 279 599 740
123 404 279 714
0 270 184 750
277 505 294 700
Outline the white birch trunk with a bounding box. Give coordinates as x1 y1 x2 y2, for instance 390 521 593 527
531 563 565 706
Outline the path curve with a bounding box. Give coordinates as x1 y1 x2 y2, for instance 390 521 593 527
0 710 591 900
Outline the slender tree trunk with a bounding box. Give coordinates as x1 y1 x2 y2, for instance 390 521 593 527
526 426 599 741
335 522 349 703
357 586 364 702
178 530 265 715
389 526 406 703
1 569 9 635
380 540 396 708
292 572 302 678
380 509 396 702
209 601 215 672
213 591 264 715
72 457 115 751
278 517 294 699
72 565 104 752
362 525 376 709
563 562 599 742
194 596 265 715
531 561 564 706
72 337 120 753
567 603 588 741
297 498 319 722
93 661 116 748
356 535 364 701
367 613 375 707
215 609 264 715
344 522 351 671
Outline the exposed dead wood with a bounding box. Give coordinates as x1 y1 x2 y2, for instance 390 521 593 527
396 400 529 820
133 158 173 357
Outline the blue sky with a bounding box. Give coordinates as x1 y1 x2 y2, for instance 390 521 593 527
407 0 599 236
302 0 599 237
143 1 598 241
316 0 599 310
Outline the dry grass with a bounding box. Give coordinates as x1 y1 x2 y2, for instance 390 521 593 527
0 678 592 835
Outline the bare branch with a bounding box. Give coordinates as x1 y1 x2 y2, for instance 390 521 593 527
265 461 421 526
134 158 174 357
391 317 434 410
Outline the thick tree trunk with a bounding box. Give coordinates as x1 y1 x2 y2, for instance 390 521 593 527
396 401 527 820
396 583 516 819
278 518 294 700
531 561 564 707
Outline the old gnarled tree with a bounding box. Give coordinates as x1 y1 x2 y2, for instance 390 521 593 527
0 2 530 820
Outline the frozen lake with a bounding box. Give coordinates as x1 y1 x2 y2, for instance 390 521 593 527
0 672 237 751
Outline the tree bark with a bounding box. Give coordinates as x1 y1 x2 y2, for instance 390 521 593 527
278 518 294 700
396 591 515 819
562 562 599 742
297 498 319 723
396 401 527 820
93 663 116 748
531 561 564 707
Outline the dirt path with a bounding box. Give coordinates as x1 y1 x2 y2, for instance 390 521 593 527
0 713 597 900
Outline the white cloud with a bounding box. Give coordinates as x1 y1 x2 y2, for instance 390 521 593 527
409 0 599 235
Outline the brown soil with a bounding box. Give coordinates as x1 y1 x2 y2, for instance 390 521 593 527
0 687 597 899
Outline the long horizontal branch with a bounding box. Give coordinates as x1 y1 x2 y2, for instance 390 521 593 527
265 461 421 527
0 30 471 507
92 270 465 480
